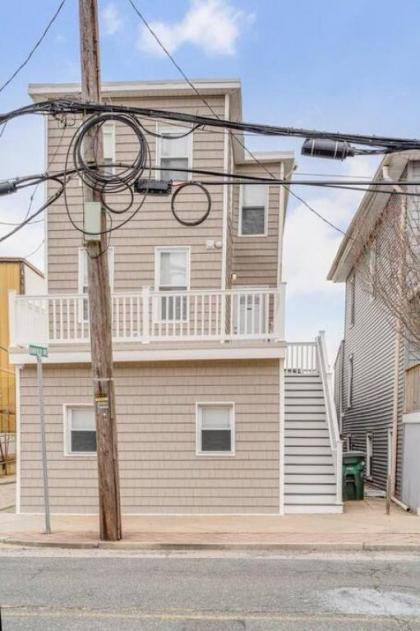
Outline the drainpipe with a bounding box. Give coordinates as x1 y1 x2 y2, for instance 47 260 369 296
382 165 406 514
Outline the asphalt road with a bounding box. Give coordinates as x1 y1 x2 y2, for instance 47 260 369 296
1 548 420 630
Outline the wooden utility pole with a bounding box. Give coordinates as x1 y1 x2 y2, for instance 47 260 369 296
78 0 122 540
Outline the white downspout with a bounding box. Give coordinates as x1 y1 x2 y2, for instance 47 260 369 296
382 165 405 513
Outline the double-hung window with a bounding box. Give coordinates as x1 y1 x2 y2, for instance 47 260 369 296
239 184 268 236
156 125 192 181
65 406 96 455
78 247 114 322
196 403 235 455
155 247 190 321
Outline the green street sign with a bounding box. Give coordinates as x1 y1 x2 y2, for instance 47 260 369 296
29 344 48 358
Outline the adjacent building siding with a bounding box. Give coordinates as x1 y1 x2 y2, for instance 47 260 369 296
19 359 280 514
339 193 406 492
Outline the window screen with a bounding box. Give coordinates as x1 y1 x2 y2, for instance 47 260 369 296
159 128 191 181
240 185 267 235
68 407 96 454
157 249 189 321
199 405 233 453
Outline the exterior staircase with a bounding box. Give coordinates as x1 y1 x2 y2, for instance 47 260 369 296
284 334 343 514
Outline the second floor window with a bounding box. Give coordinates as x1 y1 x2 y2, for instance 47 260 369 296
157 126 193 182
239 184 268 236
155 247 190 321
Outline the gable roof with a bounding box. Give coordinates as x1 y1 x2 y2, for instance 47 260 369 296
328 150 420 282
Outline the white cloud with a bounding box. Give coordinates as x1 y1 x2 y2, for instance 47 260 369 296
283 157 377 297
137 0 255 57
283 156 378 357
103 3 123 36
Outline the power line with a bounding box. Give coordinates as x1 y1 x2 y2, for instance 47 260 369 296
125 0 349 236
23 239 45 260
0 0 67 95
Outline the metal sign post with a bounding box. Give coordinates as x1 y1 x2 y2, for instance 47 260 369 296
29 344 51 534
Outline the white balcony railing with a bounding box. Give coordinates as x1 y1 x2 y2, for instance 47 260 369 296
9 286 286 347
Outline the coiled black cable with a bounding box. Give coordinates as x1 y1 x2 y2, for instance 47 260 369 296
72 113 148 194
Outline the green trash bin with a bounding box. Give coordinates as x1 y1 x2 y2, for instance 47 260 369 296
342 451 365 500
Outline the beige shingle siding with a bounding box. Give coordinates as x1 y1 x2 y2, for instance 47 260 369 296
46 95 226 295
231 163 281 287
19 359 280 514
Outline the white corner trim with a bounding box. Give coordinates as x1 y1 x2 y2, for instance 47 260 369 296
403 412 420 424
15 366 22 514
278 358 285 515
277 161 285 286
220 93 230 291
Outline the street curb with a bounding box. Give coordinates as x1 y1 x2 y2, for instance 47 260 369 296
1 536 420 553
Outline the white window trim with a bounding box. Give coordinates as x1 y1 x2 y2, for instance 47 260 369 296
78 247 115 323
195 401 235 457
63 403 96 457
238 184 269 237
153 245 191 322
155 123 193 181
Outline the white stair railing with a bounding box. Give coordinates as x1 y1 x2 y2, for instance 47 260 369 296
285 342 317 373
315 330 343 505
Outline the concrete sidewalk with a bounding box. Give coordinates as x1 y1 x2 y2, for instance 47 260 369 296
0 498 420 551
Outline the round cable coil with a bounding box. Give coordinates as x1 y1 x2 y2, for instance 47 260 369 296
171 181 211 226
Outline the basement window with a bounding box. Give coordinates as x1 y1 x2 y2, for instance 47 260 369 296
65 406 96 455
196 403 235 455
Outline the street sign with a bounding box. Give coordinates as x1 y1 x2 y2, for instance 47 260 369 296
29 344 48 359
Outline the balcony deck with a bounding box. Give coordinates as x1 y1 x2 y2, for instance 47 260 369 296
9 286 286 364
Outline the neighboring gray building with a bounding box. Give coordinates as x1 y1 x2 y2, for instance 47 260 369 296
329 152 420 509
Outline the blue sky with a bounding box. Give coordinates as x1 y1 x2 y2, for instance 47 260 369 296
1 0 420 358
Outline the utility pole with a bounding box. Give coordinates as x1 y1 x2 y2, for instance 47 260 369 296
78 0 122 540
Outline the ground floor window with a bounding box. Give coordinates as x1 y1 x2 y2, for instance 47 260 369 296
64 406 96 455
196 403 235 455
